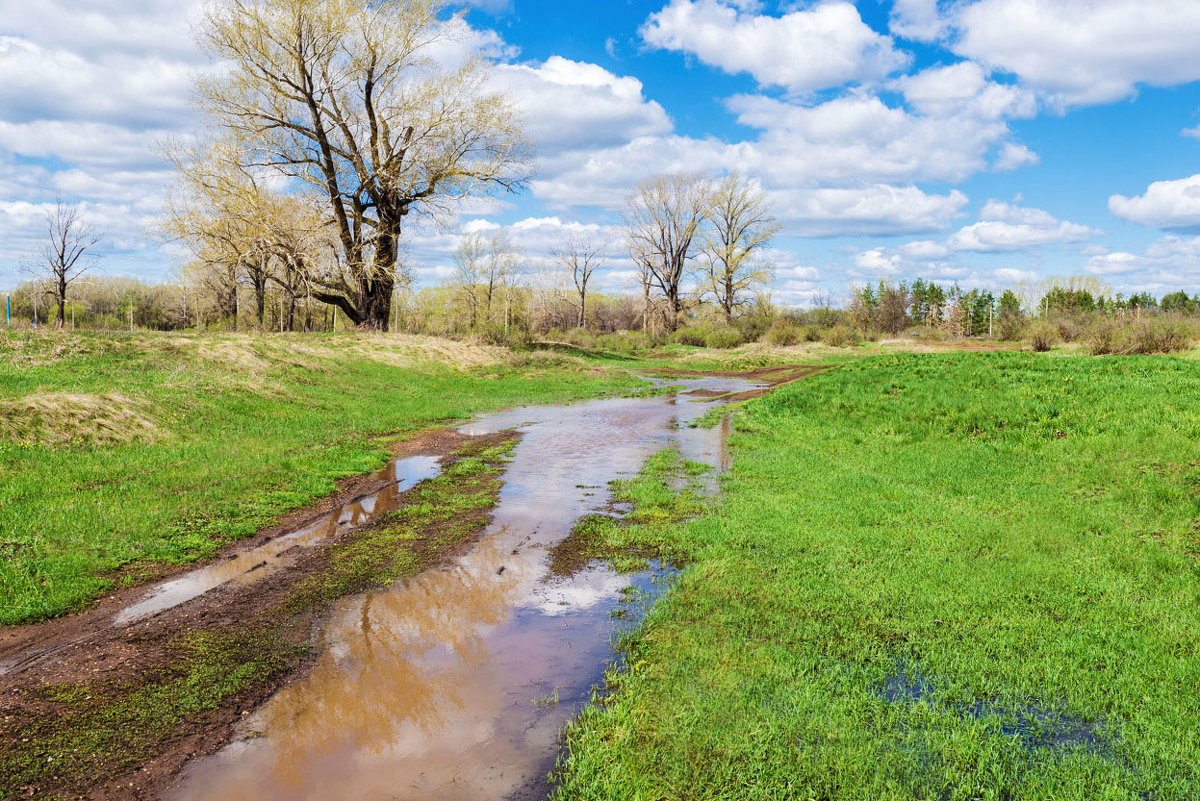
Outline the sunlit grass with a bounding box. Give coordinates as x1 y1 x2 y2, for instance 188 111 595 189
556 352 1200 800
0 330 640 624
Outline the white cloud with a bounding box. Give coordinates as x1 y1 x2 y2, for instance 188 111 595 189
641 0 910 92
995 267 1039 282
729 91 1029 185
1183 125 1200 140
940 200 1099 251
993 142 1039 171
854 247 905 275
950 0 1200 107
771 185 969 236
493 57 672 156
1109 174 1200 230
889 0 947 42
1082 236 1200 290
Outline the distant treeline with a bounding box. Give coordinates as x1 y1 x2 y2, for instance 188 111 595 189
3 273 1198 357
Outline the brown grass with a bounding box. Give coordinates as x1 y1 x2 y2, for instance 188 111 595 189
0 392 161 446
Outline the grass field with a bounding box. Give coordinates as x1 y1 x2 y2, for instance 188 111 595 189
556 352 1200 800
0 330 641 624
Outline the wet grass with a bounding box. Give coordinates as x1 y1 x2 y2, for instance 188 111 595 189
0 437 514 799
0 330 640 624
547 449 712 576
555 352 1200 800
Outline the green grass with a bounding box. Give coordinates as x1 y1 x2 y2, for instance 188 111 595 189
0 330 641 624
555 352 1200 800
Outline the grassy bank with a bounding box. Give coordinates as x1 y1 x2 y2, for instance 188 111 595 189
0 330 640 624
556 352 1200 800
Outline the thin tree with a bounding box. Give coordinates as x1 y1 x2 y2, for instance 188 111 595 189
702 172 780 321
194 0 531 330
554 233 605 329
623 173 713 331
454 233 486 331
35 200 100 328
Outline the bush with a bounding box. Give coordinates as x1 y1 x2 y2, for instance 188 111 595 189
822 324 861 348
764 319 802 346
997 313 1026 342
669 327 708 347
704 327 744 349
1127 318 1194 353
803 325 823 342
1028 321 1060 352
1052 316 1082 343
1090 317 1196 355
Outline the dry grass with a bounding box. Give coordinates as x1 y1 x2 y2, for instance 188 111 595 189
0 392 161 446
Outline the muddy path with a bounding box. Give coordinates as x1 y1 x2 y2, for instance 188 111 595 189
0 367 816 800
0 428 512 800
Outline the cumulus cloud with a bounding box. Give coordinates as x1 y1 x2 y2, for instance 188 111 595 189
770 185 968 237
641 0 910 92
493 57 672 155
944 200 1099 251
889 0 947 42
1109 175 1200 231
950 0 1200 107
1083 236 1200 289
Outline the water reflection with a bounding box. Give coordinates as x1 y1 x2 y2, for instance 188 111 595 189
167 376 759 801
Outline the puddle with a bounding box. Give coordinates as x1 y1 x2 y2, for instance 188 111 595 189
114 455 442 626
166 375 760 801
879 659 1111 756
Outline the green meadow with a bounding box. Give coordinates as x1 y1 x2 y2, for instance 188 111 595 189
0 330 640 624
556 352 1200 800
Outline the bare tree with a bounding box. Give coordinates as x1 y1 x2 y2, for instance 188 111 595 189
554 233 605 329
194 0 531 330
623 173 713 331
33 200 100 328
702 172 780 321
454 233 486 331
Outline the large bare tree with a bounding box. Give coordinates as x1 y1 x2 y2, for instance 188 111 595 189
702 172 780 321
553 233 604 329
33 200 100 328
623 173 712 331
194 0 530 330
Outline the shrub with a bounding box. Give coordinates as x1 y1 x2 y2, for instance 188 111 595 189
1052 316 1082 343
1127 318 1194 353
822 324 861 348
997 313 1026 342
803 325 823 342
1028 320 1060 352
669 327 708 347
705 327 744 349
764 319 802 346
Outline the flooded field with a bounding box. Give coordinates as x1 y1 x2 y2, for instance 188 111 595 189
164 375 758 800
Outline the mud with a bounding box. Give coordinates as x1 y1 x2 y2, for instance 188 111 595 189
163 374 762 801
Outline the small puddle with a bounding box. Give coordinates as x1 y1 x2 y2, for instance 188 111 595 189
166 375 760 801
115 455 442 626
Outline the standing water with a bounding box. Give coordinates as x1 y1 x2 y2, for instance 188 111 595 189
166 375 761 801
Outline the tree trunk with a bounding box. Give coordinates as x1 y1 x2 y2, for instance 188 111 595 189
578 289 586 329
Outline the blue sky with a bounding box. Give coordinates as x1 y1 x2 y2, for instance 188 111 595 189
3 0 1200 306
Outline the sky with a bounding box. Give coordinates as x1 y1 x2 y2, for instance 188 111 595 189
3 0 1200 306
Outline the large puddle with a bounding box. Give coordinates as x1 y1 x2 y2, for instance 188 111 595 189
165 375 760 801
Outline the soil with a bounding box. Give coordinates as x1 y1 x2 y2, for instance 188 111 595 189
0 427 512 801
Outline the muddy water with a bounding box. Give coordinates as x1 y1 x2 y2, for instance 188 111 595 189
116 456 443 626
166 376 760 801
